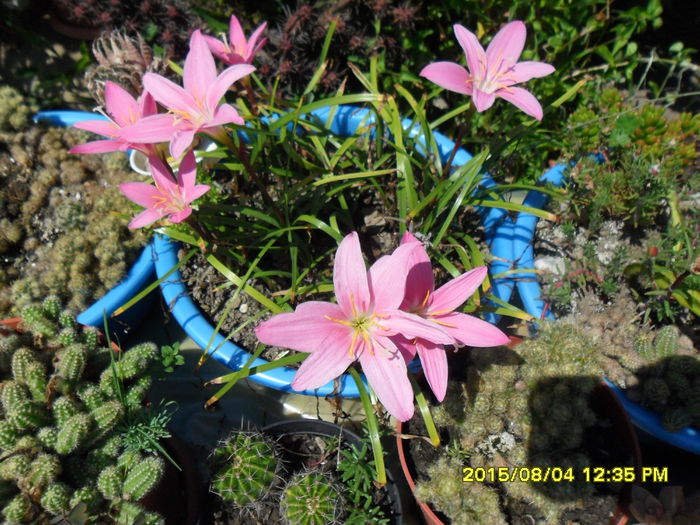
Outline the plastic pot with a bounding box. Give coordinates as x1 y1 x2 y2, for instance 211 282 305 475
263 418 403 524
395 380 642 525
32 110 158 339
155 104 565 396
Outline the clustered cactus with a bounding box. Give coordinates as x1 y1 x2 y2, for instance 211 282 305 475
0 297 164 524
210 430 350 524
414 322 628 524
564 293 700 433
0 87 146 318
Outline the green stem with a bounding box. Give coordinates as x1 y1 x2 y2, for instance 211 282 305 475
348 367 386 486
410 375 440 447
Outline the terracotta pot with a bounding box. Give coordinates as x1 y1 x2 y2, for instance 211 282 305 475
396 380 642 525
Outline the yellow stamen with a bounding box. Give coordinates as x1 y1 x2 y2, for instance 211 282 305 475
421 289 431 308
433 319 457 328
428 309 454 316
362 331 374 356
348 330 359 358
324 315 353 327
349 294 358 318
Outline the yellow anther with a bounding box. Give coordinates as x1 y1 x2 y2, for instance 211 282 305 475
421 289 431 308
324 315 354 327
348 330 359 358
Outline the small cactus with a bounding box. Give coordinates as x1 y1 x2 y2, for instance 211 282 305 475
210 431 280 508
40 482 71 515
55 413 91 454
97 464 123 501
281 471 344 525
122 455 165 500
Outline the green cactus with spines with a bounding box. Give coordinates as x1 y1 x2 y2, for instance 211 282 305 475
117 343 158 380
0 334 20 371
82 326 98 351
2 493 34 523
0 419 19 449
116 501 151 525
55 413 91 455
10 347 37 385
37 427 58 450
0 301 167 523
210 431 280 508
23 453 61 492
41 296 61 321
97 464 123 501
662 408 693 432
281 470 343 525
21 304 58 339
2 382 30 413
124 376 152 409
40 481 71 516
23 362 48 402
654 326 679 359
70 485 102 513
52 396 80 426
665 370 691 400
91 400 125 435
0 453 31 481
58 310 75 329
122 455 165 500
78 383 107 411
8 400 49 430
57 344 88 383
58 327 79 347
99 367 118 397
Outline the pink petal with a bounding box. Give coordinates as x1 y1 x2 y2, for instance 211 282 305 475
429 266 487 313
143 73 199 116
246 22 267 60
368 241 419 311
255 301 347 353
170 128 197 160
104 82 139 126
400 232 433 309
290 336 356 391
334 233 371 317
118 181 161 208
510 61 555 83
229 15 247 53
385 310 454 344
206 64 256 111
486 21 526 71
138 91 158 117
128 208 167 229
69 140 122 154
454 24 486 78
203 35 229 63
148 155 178 192
419 62 472 95
73 120 119 138
117 114 178 144
208 104 245 127
434 312 509 347
184 30 217 102
496 86 544 120
359 338 414 421
169 208 193 223
416 340 448 401
187 184 211 203
392 334 418 363
176 150 197 189
472 89 496 112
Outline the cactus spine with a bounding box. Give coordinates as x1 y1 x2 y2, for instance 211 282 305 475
281 471 343 525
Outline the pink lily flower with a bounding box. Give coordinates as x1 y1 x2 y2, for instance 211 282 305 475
420 21 555 120
120 30 255 160
255 232 454 421
69 82 174 156
118 151 210 229
392 232 510 401
204 14 267 65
